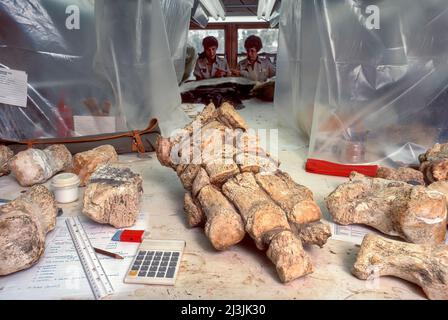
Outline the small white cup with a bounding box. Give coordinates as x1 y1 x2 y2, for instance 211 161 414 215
51 173 80 204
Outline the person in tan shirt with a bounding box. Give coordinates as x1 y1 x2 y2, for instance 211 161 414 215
194 36 231 80
233 35 276 82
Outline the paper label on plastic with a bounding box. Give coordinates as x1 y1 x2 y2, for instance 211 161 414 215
73 116 117 136
0 68 28 108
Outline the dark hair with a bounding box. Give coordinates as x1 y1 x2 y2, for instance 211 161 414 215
244 35 263 52
202 36 219 49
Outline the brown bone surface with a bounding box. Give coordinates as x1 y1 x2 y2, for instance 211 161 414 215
0 185 58 275
0 145 13 177
83 165 143 228
419 143 448 184
353 234 448 300
73 145 118 186
326 172 447 244
9 145 72 187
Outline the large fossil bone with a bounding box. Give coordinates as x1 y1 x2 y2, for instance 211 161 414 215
156 102 329 283
0 185 58 275
82 165 143 228
353 234 448 300
326 172 447 244
8 145 72 187
0 145 13 177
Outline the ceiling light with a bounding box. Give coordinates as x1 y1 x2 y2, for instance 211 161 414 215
199 0 226 20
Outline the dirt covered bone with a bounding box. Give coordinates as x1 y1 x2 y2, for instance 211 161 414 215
8 145 72 187
0 185 58 275
419 143 448 183
326 172 447 244
222 172 291 250
255 171 322 225
82 165 143 228
0 145 13 176
196 185 245 250
376 167 425 185
266 230 314 283
73 145 118 186
183 192 204 228
294 221 332 248
353 234 448 300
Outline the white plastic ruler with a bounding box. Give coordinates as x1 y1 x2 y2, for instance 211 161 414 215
65 216 114 300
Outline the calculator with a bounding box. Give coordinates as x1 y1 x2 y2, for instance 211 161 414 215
124 239 185 285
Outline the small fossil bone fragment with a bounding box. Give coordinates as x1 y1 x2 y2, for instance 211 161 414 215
82 165 143 228
0 185 58 275
376 166 425 185
0 145 13 176
73 145 118 186
326 172 447 244
9 145 72 187
294 221 332 248
419 143 448 184
353 234 448 300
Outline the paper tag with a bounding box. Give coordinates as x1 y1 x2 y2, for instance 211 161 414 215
73 115 117 136
0 68 28 108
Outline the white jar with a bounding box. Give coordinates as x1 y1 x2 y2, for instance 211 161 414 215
51 173 80 203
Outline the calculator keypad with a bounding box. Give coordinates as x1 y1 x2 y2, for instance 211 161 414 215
129 250 180 279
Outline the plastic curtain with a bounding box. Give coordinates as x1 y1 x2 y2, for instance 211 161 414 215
275 0 448 166
0 0 189 141
161 0 195 84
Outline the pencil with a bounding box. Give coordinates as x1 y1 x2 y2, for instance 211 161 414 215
94 247 124 259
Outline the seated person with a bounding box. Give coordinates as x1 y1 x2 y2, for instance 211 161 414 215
233 35 276 82
194 36 231 80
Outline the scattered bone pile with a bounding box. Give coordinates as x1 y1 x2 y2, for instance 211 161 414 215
82 165 143 228
353 234 448 300
0 185 58 275
156 102 331 283
326 172 447 244
8 145 72 186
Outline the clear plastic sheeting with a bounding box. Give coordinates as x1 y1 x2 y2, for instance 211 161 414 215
274 0 322 137
0 0 188 142
94 0 189 135
161 0 195 83
276 0 448 166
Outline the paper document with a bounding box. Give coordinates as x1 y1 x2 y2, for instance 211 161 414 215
0 68 28 108
0 213 148 300
329 222 448 245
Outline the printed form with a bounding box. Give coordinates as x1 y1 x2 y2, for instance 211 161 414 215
0 213 148 300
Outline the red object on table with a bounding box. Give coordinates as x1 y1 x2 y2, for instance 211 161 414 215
305 158 378 177
120 230 145 243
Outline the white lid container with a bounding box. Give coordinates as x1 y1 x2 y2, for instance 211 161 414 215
51 173 80 204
